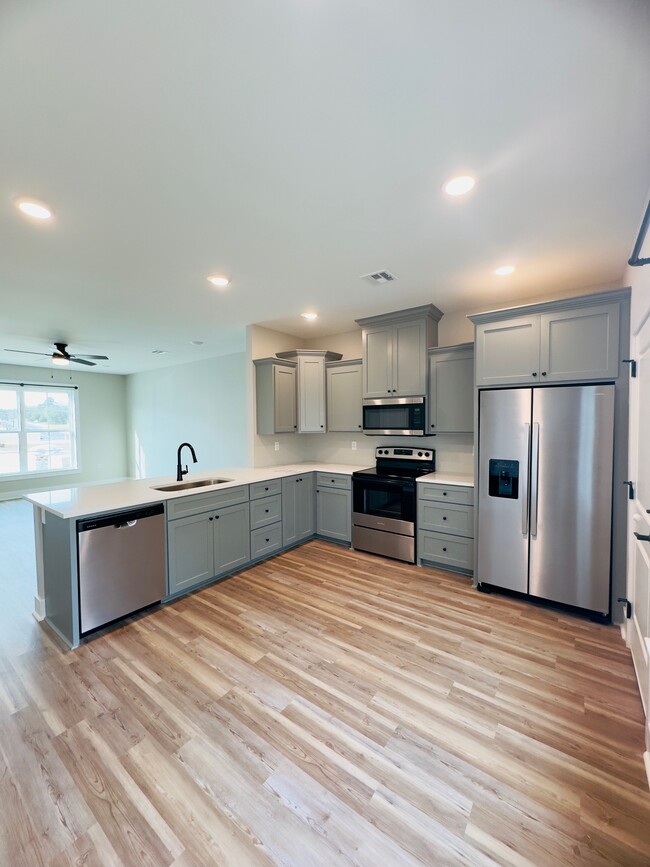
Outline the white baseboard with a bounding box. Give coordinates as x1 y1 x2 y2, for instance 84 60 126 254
33 595 46 621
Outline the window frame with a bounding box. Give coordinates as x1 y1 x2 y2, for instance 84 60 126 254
0 383 81 481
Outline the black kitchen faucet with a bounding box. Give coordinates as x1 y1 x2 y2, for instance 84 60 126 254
176 442 198 481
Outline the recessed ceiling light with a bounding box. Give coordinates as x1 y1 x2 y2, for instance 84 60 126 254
443 175 476 197
207 275 230 288
190 340 204 345
301 312 318 320
494 264 516 276
51 355 69 367
15 198 53 220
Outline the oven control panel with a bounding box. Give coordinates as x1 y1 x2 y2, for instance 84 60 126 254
375 447 433 461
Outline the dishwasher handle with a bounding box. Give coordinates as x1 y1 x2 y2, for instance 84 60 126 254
115 519 138 529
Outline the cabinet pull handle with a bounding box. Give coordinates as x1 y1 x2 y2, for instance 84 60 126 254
634 532 650 542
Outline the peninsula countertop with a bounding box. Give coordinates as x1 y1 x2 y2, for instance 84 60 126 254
23 463 371 520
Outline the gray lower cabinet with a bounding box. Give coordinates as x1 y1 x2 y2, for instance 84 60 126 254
282 473 315 546
167 486 251 595
326 360 363 432
417 483 474 574
316 473 352 543
428 343 474 434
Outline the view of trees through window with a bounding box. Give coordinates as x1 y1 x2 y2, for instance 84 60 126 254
0 386 78 476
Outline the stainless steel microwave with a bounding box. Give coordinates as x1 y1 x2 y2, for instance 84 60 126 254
362 396 426 436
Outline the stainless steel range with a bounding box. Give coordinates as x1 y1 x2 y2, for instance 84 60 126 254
352 447 435 563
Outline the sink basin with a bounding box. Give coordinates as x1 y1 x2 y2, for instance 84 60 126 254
152 478 232 492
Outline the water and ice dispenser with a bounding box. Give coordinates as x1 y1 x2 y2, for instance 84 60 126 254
488 459 519 499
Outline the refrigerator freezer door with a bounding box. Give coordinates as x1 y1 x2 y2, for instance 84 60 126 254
529 385 614 613
477 388 532 592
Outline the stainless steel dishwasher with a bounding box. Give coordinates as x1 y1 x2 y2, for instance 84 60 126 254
77 503 166 635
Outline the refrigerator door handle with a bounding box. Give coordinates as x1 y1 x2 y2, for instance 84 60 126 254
522 423 531 535
530 422 540 537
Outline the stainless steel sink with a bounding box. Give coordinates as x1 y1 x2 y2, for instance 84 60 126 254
152 478 232 492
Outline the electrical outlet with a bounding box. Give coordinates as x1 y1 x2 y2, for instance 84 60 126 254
351 441 357 450
274 441 279 451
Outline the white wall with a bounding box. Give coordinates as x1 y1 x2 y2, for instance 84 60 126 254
126 350 249 478
0 363 128 499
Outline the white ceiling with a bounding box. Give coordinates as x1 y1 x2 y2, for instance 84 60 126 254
1 0 649 374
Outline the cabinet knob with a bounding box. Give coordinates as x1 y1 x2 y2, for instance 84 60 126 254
443 547 447 552
443 516 447 521
442 492 447 496
541 371 547 376
265 486 269 491
532 372 538 377
293 425 297 429
431 424 435 428
358 424 362 429
265 538 270 543
209 516 213 521
320 425 324 428
265 509 269 513
215 515 219 519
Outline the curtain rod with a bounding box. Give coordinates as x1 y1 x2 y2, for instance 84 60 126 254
0 380 78 390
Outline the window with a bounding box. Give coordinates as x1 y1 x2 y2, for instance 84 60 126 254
0 385 79 477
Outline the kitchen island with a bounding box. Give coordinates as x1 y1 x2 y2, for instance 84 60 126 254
26 463 367 648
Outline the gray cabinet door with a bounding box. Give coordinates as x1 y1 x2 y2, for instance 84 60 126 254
282 473 315 545
274 365 297 432
475 315 540 386
394 318 427 395
214 502 250 575
298 356 326 433
296 472 315 540
540 303 620 382
316 487 351 542
429 345 474 433
326 363 362 432
168 512 214 595
363 325 394 397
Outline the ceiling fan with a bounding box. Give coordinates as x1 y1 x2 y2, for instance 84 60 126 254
5 342 109 367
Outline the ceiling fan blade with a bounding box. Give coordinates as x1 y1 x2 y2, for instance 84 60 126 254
71 357 96 366
72 354 109 360
5 349 51 357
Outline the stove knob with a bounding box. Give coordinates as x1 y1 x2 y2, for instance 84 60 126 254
425 452 430 457
418 452 423 457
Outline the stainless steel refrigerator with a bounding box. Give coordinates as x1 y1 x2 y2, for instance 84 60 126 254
477 384 615 614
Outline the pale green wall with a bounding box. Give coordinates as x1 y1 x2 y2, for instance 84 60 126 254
126 351 249 478
0 363 128 499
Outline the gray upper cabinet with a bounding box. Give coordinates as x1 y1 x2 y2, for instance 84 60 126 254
540 304 620 382
326 360 362 432
275 350 343 434
471 293 624 387
428 343 474 433
254 359 297 434
356 305 443 398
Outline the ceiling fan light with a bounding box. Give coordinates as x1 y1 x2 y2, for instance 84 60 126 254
52 354 70 366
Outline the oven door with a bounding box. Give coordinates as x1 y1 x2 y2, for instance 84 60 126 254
352 475 415 535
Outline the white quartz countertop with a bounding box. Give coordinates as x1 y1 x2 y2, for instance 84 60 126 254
416 472 474 487
24 463 369 520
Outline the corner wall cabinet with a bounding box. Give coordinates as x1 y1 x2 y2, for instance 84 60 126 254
253 358 297 434
276 350 342 433
471 296 621 387
326 359 363 432
356 305 442 398
428 343 474 434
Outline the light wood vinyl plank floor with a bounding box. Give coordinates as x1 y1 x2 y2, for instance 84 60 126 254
0 504 649 865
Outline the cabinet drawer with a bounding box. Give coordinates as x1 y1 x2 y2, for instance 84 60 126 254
167 485 248 520
250 494 282 530
250 479 282 500
418 484 474 505
418 501 474 538
418 530 474 573
316 472 351 490
250 523 283 559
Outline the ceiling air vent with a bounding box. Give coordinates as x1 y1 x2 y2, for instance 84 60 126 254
361 270 397 285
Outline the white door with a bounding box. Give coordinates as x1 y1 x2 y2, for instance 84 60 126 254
628 301 650 731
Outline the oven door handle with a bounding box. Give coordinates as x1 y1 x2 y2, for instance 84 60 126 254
354 478 414 490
